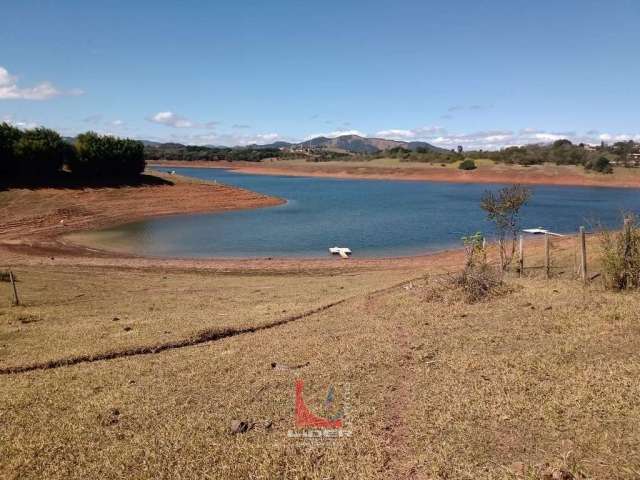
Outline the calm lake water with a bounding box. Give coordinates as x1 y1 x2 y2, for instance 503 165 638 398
73 167 640 258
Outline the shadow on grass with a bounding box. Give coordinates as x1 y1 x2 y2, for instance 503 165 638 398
0 173 173 191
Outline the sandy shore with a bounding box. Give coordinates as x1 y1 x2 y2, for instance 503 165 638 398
151 159 640 188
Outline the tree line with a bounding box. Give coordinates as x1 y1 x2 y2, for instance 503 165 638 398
0 123 145 185
144 144 289 162
343 139 637 174
466 139 640 172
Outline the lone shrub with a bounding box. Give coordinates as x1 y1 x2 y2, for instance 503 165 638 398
454 263 502 303
585 156 613 174
458 159 477 170
454 231 503 303
481 185 532 270
600 215 640 290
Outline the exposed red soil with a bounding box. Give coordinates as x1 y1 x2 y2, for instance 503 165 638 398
151 160 640 188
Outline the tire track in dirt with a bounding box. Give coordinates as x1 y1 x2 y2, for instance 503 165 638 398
380 318 421 480
0 275 427 375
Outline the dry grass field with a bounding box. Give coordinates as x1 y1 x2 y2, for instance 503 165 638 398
1 249 639 479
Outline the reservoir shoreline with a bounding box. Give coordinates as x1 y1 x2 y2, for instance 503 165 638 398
0 168 626 271
150 159 640 189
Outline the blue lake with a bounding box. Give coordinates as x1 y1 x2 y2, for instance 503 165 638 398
77 167 640 258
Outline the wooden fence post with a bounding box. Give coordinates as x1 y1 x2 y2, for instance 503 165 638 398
579 226 587 284
9 271 20 306
544 233 550 279
518 234 524 277
482 237 487 263
623 217 632 289
574 236 578 277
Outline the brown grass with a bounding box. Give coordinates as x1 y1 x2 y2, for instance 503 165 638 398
1 248 639 478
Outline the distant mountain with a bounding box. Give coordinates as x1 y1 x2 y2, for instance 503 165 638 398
139 139 165 147
134 134 446 154
293 135 446 154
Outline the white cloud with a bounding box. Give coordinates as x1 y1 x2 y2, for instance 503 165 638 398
149 111 194 128
148 112 220 129
375 126 445 141
366 126 640 150
0 66 83 100
375 129 416 139
255 133 280 142
427 129 640 150
111 119 125 127
2 114 39 129
532 132 566 142
140 131 287 147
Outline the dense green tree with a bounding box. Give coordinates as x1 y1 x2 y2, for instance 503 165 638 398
585 156 613 174
144 143 285 162
458 159 477 170
70 132 145 178
0 122 23 177
13 127 66 179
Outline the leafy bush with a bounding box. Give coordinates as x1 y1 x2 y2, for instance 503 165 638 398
13 127 66 179
70 132 145 178
585 156 613 174
458 159 477 170
461 231 485 267
600 216 640 290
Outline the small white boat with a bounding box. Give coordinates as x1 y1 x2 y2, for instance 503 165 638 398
329 247 352 258
522 227 564 237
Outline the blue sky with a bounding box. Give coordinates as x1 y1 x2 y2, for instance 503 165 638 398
1 0 639 149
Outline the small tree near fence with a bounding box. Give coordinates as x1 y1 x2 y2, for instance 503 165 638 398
481 185 532 270
456 231 502 303
461 231 485 267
